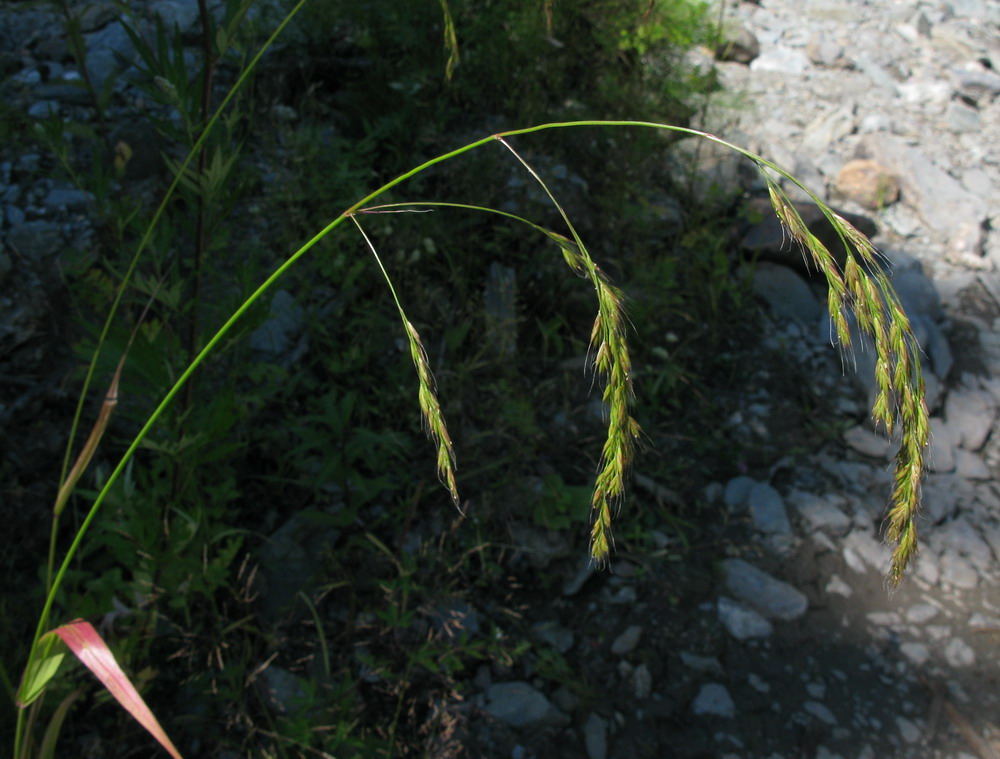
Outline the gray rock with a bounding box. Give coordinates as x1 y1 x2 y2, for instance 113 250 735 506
914 553 940 585
943 637 976 667
27 100 60 118
751 263 823 323
896 717 922 744
750 47 811 74
843 425 892 459
952 63 1000 104
44 187 96 212
485 682 567 727
583 713 608 759
608 585 637 605
866 611 901 627
5 204 24 227
610 625 642 656
807 36 845 67
824 574 853 597
680 652 723 673
150 0 201 35
721 558 808 620
858 133 988 239
841 530 892 574
927 417 956 473
977 521 1000 564
5 221 64 260
801 105 856 155
562 556 596 596
77 1 119 31
532 621 574 654
552 684 578 714
717 596 774 639
900 642 930 666
944 382 996 450
946 100 981 133
969 613 1000 630
923 317 953 381
905 603 939 624
715 21 760 64
691 683 736 718
931 517 994 571
804 701 838 726
747 481 792 535
724 476 755 509
257 666 308 715
84 21 135 88
790 491 852 536
947 221 987 267
939 552 979 589
891 266 944 322
854 54 899 92
921 474 963 524
632 663 652 699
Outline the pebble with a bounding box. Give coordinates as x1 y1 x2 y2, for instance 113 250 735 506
905 604 939 624
485 682 567 728
747 481 793 535
899 643 930 667
692 683 736 718
790 491 852 536
722 559 808 620
610 625 642 656
583 713 608 759
896 717 922 744
944 383 997 451
939 552 979 589
680 652 723 674
842 425 892 459
803 701 838 726
632 663 652 699
943 638 976 668
824 574 853 598
718 596 774 640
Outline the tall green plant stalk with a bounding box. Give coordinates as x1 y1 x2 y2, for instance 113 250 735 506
16 107 929 759
27 121 928 659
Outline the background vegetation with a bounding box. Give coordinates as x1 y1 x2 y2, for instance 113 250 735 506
2 1 852 756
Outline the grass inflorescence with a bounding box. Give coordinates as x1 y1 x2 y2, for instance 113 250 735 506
762 176 929 584
496 137 642 563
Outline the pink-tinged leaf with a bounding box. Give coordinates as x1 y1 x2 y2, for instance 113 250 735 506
52 620 184 759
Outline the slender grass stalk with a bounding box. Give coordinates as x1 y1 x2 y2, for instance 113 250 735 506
349 214 460 510
495 137 640 562
17 118 929 757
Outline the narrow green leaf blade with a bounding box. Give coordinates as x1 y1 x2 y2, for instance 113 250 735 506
15 635 64 708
